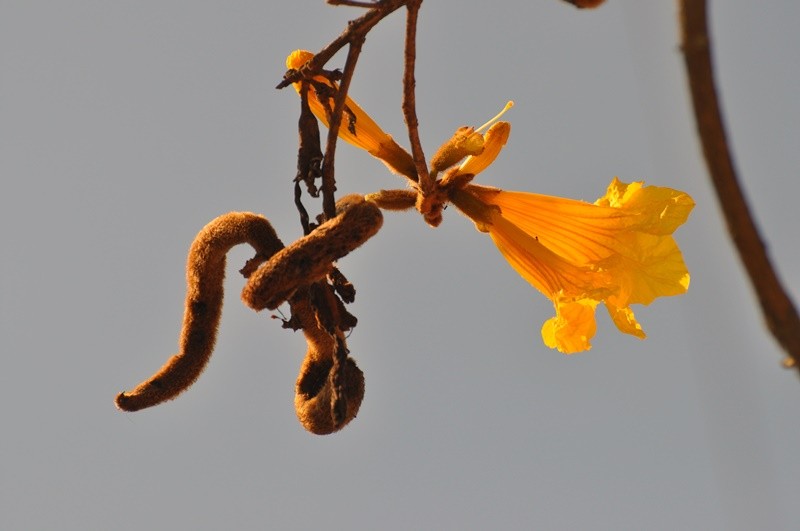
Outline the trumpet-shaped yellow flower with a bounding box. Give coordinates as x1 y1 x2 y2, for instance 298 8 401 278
452 179 693 353
286 49 694 353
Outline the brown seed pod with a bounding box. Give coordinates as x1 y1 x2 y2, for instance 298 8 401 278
242 194 383 311
115 212 284 412
295 354 365 435
290 293 364 435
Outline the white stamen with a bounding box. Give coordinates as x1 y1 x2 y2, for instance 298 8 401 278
476 101 514 133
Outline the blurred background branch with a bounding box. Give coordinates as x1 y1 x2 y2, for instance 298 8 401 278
679 0 800 370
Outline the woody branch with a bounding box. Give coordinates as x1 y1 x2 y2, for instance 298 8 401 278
679 0 800 370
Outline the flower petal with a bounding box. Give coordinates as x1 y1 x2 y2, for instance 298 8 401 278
467 185 629 264
604 303 646 339
452 178 693 353
595 177 695 235
286 50 416 179
601 232 691 307
452 187 614 298
466 180 693 282
541 298 599 353
456 122 511 177
485 211 611 299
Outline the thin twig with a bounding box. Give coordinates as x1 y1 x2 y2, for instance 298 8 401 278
402 0 431 195
679 0 800 369
276 0 409 222
320 40 364 219
276 0 407 91
294 179 312 235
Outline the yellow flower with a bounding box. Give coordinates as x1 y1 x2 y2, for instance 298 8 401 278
452 179 693 353
286 50 417 179
286 50 694 353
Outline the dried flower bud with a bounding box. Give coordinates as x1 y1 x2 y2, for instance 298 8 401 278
430 127 485 173
430 101 514 175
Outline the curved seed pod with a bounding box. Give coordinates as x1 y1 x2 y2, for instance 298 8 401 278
290 293 364 435
295 355 364 435
242 194 382 311
116 212 285 412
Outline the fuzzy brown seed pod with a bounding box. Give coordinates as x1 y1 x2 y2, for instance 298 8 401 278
290 293 365 435
115 212 285 412
295 355 364 435
242 194 383 311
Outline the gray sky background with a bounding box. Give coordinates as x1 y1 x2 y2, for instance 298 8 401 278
3 1 800 530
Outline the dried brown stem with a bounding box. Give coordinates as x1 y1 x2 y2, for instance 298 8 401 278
679 0 800 369
275 0 409 225
294 82 323 232
320 41 364 220
276 0 407 91
402 0 430 195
